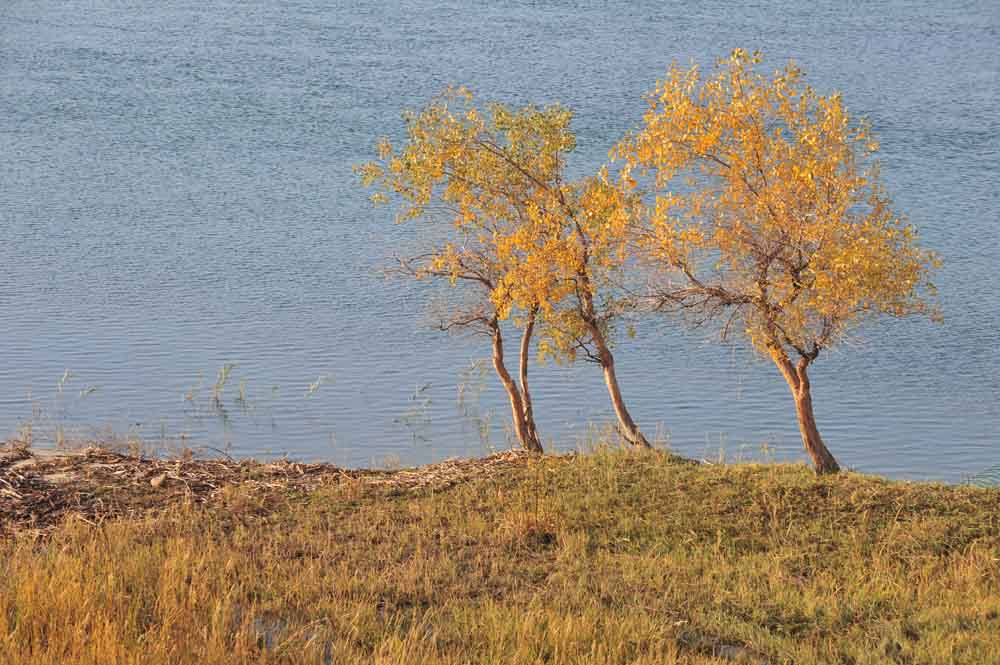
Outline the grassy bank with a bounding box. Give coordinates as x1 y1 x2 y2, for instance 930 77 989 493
1 446 998 664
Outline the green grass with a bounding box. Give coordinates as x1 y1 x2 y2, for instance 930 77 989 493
1 448 998 664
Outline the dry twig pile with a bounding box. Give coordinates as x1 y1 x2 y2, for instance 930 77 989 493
0 442 534 536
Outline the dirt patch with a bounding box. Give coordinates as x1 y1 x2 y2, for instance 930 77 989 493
0 442 535 537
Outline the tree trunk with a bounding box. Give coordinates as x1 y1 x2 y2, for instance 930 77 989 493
770 348 840 474
571 251 649 449
518 307 541 447
586 316 651 449
793 381 840 474
491 320 543 453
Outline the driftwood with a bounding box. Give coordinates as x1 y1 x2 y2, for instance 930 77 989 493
0 441 535 537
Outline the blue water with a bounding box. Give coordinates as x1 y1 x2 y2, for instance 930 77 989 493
2 1 997 481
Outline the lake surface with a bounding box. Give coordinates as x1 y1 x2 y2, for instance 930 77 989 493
2 1 997 481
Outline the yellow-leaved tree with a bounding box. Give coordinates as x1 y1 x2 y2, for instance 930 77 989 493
616 50 940 473
357 89 579 453
360 88 653 451
512 172 652 448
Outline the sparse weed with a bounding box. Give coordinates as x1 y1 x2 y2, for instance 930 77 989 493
396 383 433 445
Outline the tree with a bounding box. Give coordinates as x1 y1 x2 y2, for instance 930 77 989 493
359 88 652 451
515 173 653 448
615 50 939 473
357 89 567 453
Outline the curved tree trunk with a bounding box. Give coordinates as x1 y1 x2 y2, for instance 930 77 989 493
571 247 649 449
793 379 839 474
518 306 541 447
585 316 650 449
769 348 840 474
491 319 543 453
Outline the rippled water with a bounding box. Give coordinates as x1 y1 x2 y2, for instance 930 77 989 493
2 1 997 480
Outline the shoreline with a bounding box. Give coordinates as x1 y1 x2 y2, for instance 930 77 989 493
0 437 986 538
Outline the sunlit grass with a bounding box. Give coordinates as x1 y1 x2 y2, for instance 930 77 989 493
1 448 998 664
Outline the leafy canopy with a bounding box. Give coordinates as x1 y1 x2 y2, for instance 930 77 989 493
615 49 940 359
359 88 640 363
357 87 574 328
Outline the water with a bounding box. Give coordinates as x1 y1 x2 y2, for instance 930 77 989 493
2 1 997 481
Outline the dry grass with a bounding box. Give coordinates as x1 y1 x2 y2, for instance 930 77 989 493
1 444 998 664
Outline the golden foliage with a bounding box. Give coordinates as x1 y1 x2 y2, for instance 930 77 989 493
358 89 640 362
615 49 940 359
357 88 575 325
